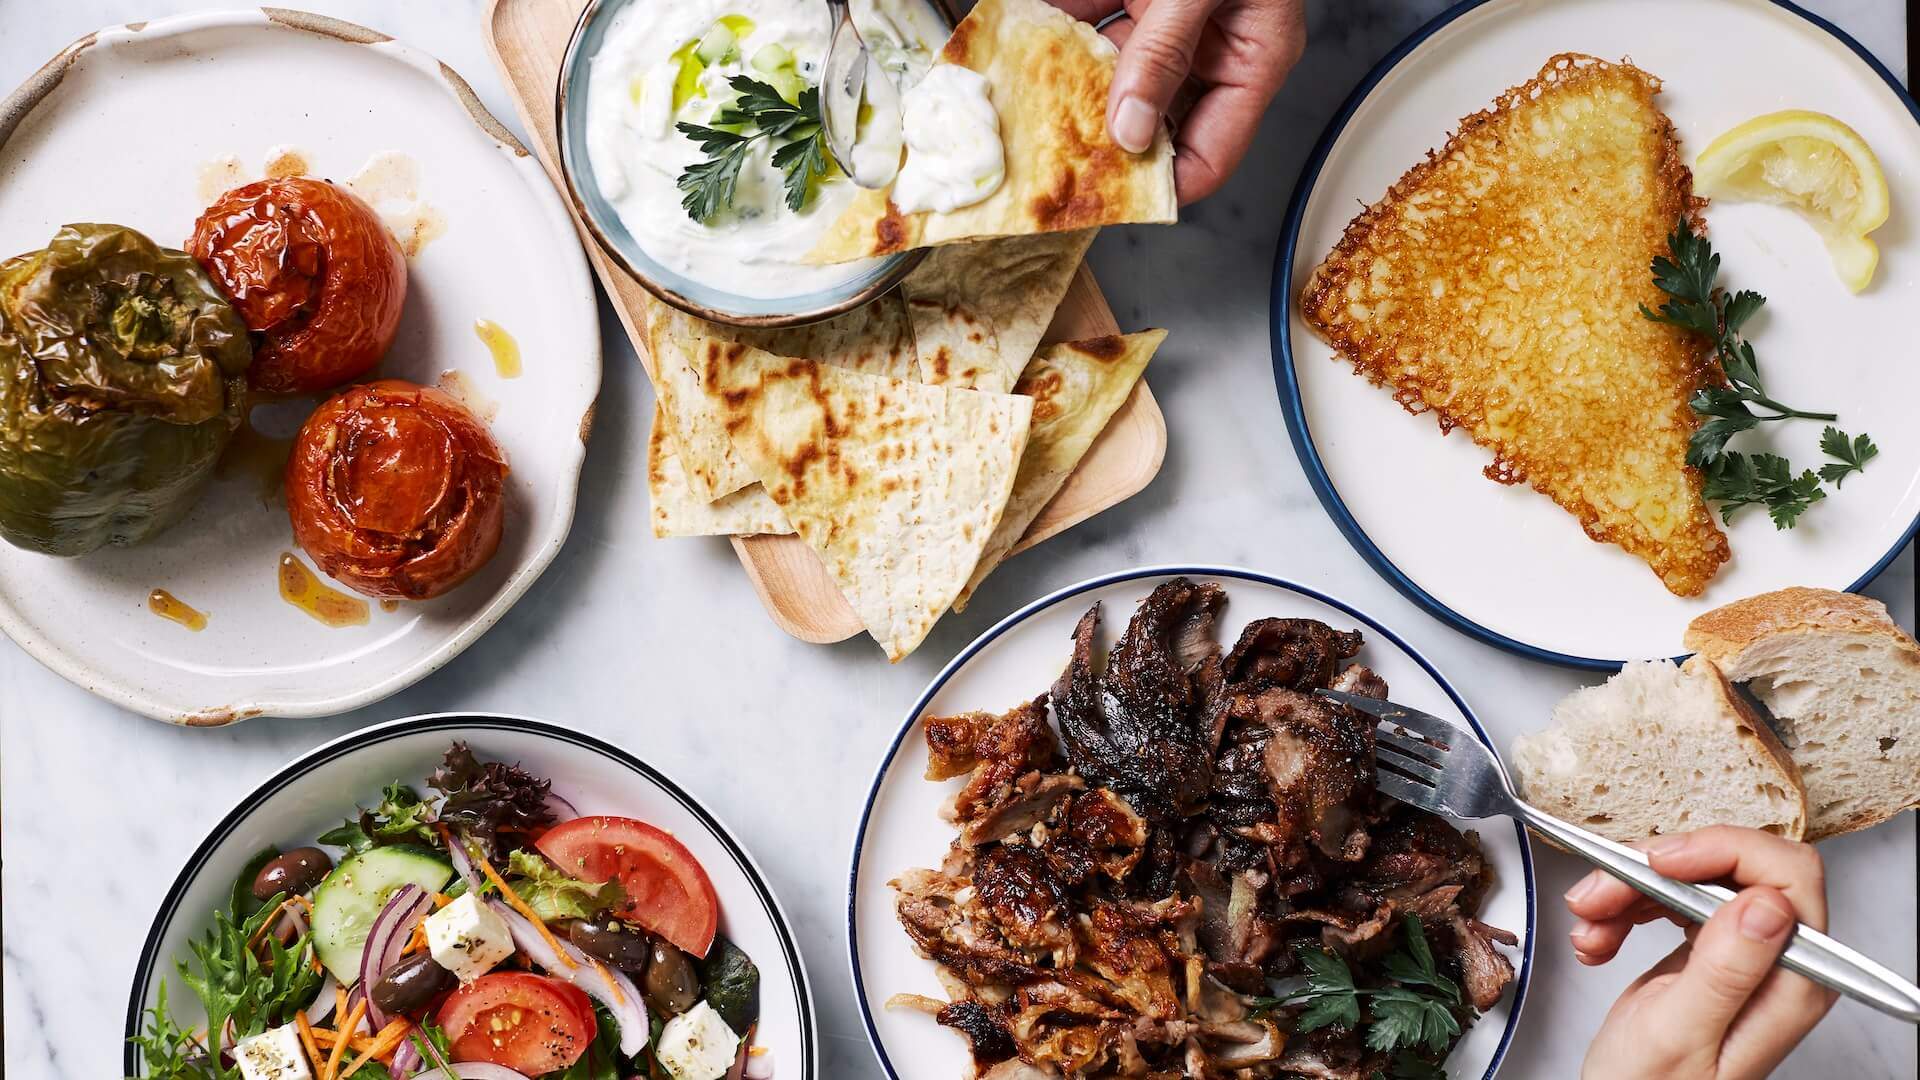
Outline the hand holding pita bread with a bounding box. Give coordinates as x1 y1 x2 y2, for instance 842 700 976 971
1049 0 1306 204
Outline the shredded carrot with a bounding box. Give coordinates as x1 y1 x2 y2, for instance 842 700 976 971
306 1028 381 1052
444 824 577 970
295 1012 323 1069
431 891 454 909
589 957 627 1006
323 998 366 1080
402 922 429 956
338 1018 412 1079
334 983 350 1029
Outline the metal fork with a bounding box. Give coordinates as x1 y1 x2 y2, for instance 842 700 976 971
1318 689 1920 1024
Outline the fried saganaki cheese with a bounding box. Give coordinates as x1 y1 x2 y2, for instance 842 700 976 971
1303 54 1729 596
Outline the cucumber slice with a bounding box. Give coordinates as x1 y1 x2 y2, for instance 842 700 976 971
694 22 737 65
767 69 807 105
751 44 792 74
309 845 452 980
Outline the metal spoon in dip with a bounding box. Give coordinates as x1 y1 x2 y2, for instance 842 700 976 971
821 0 903 189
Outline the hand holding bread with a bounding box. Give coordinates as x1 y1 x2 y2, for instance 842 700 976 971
1514 587 1920 844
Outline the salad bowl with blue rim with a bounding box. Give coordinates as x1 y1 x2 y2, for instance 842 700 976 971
125 713 817 1078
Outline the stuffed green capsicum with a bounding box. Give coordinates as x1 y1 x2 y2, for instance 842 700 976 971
0 223 252 555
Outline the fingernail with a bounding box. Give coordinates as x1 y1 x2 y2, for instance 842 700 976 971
1568 918 1596 943
1643 834 1687 858
1739 895 1794 942
1564 874 1602 905
1112 95 1158 154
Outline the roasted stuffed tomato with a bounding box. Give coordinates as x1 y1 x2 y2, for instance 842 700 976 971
286 380 507 599
189 177 406 394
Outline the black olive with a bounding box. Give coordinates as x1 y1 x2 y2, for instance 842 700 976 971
370 952 454 1014
569 918 653 970
251 847 334 901
643 940 701 1016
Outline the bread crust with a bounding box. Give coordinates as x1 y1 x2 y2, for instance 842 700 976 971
1681 655 1810 840
1686 587 1920 840
1684 586 1907 658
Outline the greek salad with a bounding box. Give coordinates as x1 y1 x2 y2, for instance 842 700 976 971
131 743 770 1080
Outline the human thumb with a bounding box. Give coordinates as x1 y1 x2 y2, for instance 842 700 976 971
1109 0 1221 153
1657 887 1797 1041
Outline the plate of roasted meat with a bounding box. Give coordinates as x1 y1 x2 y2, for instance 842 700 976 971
0 11 600 723
1275 0 1920 667
850 569 1533 1079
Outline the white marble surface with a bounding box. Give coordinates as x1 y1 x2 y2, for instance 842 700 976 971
0 0 1914 1077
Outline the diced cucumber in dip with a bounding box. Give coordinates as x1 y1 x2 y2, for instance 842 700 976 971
584 0 949 300
891 64 1005 214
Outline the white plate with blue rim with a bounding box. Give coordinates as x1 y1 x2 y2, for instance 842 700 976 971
848 566 1535 1079
1272 0 1920 669
125 713 817 1078
0 10 600 723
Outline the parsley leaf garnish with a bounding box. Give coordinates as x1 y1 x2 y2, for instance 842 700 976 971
1818 426 1878 488
1702 452 1826 528
677 77 832 222
1284 916 1472 1061
1640 220 1878 528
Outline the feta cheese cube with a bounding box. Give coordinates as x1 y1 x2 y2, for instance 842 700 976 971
233 1023 312 1080
424 892 515 983
656 1001 741 1080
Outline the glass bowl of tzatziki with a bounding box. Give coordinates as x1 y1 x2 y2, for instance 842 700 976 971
559 0 954 326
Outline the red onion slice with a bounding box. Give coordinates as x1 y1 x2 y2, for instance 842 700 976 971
391 1037 422 1080
445 835 482 893
484 899 649 1057
302 972 340 1025
360 884 433 1030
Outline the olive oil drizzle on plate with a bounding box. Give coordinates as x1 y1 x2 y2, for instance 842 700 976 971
277 552 369 627
475 319 521 378
147 588 207 631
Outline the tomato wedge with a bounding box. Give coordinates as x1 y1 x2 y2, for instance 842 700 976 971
437 972 595 1073
536 816 719 956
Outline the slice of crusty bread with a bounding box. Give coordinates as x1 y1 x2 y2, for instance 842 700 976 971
1685 587 1920 840
1512 659 1807 842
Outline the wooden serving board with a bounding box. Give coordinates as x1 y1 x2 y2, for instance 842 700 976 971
483 0 1167 643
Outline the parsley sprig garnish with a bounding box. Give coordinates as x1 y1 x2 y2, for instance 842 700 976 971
1641 221 1877 527
1819 426 1878 487
1255 915 1469 1063
676 76 832 223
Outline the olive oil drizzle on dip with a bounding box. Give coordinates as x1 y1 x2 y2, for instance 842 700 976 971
584 0 949 300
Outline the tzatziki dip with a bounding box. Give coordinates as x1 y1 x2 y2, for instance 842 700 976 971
585 0 951 300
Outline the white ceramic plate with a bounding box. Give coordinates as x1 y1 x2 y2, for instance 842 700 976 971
1275 0 1920 668
849 567 1535 1079
125 714 817 1077
0 10 600 723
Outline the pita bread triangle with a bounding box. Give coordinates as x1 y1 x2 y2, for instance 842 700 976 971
695 339 1031 660
648 404 793 538
905 229 1097 393
953 330 1161 611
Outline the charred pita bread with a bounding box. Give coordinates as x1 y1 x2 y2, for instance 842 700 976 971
905 229 1097 392
696 340 1032 660
648 405 793 538
808 0 1176 264
953 330 1161 611
641 292 918 501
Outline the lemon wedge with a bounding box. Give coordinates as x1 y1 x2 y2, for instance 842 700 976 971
1694 110 1890 292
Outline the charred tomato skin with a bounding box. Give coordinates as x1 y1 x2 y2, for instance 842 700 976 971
189 177 406 394
285 379 507 600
